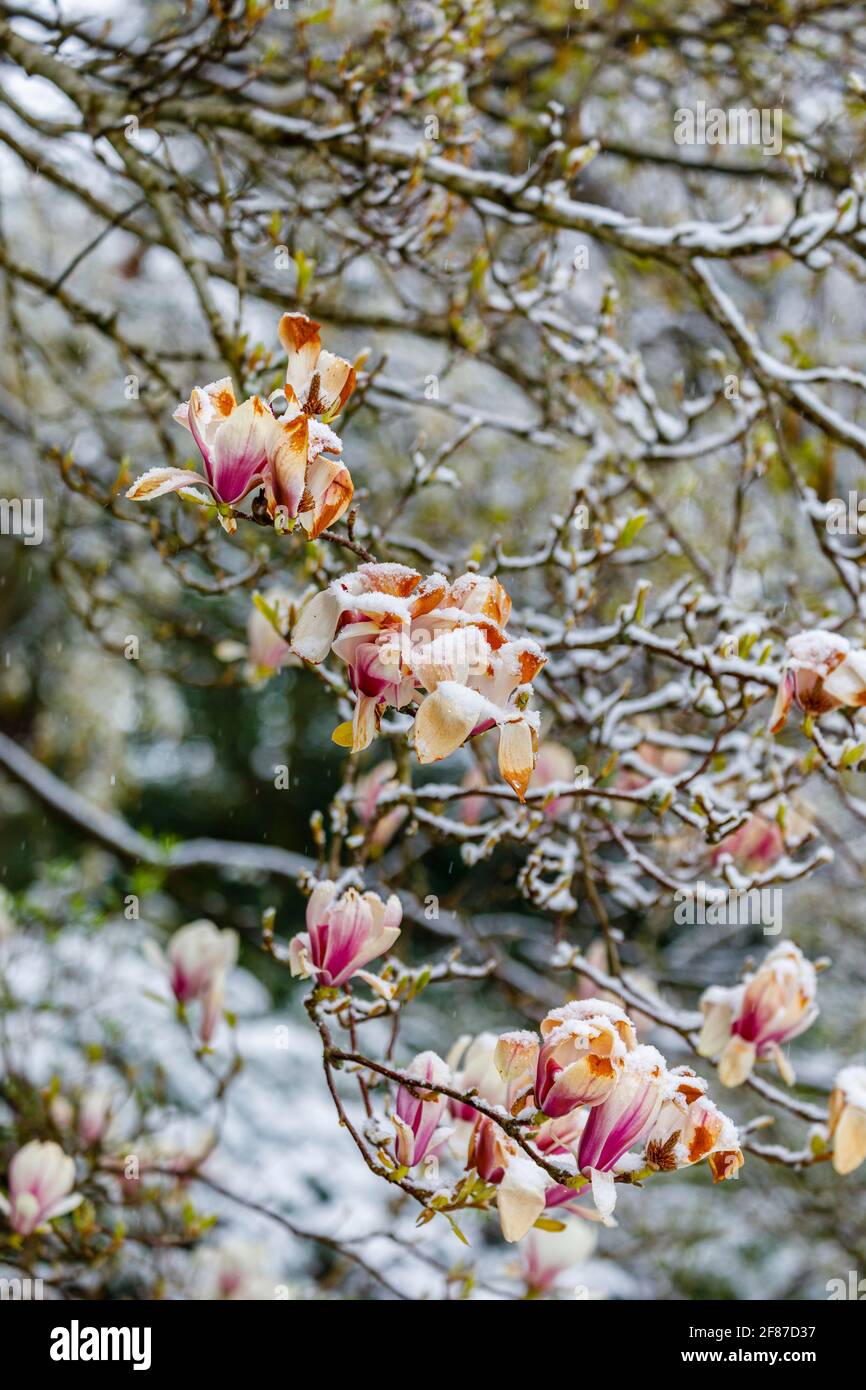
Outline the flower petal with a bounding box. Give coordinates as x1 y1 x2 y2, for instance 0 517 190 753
413 685 486 764
291 588 343 663
126 468 211 501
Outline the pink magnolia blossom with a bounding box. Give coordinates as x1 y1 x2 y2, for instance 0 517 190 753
829 1065 866 1175
520 1219 597 1294
127 380 274 533
393 1051 452 1168
697 941 818 1086
78 1089 113 1147
291 565 547 798
147 919 238 1043
447 1032 509 1122
127 316 356 539
643 1068 743 1182
246 589 298 678
711 814 785 874
769 629 866 732
534 999 636 1117
351 760 408 852
0 1141 82 1236
289 881 402 990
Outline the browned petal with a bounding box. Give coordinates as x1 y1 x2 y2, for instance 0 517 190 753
358 562 422 597
687 1124 716 1164
587 1054 616 1079
307 466 354 539
409 576 449 618
677 1082 705 1105
708 1148 744 1182
484 577 512 625
278 312 321 356
517 646 546 684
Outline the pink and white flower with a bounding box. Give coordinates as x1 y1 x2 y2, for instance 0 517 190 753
289 881 402 990
393 1051 452 1168
292 565 547 797
575 1045 671 1215
0 1141 82 1236
147 919 239 1043
828 1065 866 1175
643 1069 743 1182
697 941 818 1087
350 760 408 852
520 1218 597 1294
534 999 636 1118
245 589 298 678
127 380 273 533
128 316 357 539
447 1032 510 1122
769 629 866 733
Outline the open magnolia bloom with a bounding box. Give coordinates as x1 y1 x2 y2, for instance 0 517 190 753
409 574 546 799
828 1065 866 1175
534 999 636 1118
289 881 402 992
392 1051 452 1168
0 1141 83 1236
447 1031 510 1122
127 379 273 533
643 1068 743 1182
291 565 546 796
291 561 447 749
769 629 866 733
278 312 357 421
128 311 358 540
696 941 818 1087
466 1015 743 1241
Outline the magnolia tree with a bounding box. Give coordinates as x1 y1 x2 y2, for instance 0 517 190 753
1 0 866 1301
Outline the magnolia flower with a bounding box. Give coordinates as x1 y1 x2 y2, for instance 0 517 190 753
291 565 547 797
769 629 866 733
0 1141 82 1236
289 881 402 990
291 561 447 749
393 1051 452 1168
127 316 357 539
245 589 298 678
78 1089 113 1147
575 1045 671 1216
466 1116 551 1242
712 814 784 874
828 1065 866 1175
193 1241 279 1301
521 1219 598 1295
410 574 546 800
644 1069 743 1182
147 920 239 1043
278 312 357 422
534 1000 636 1118
127 380 273 533
261 312 356 537
351 760 408 852
697 941 818 1087
447 1032 509 1122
